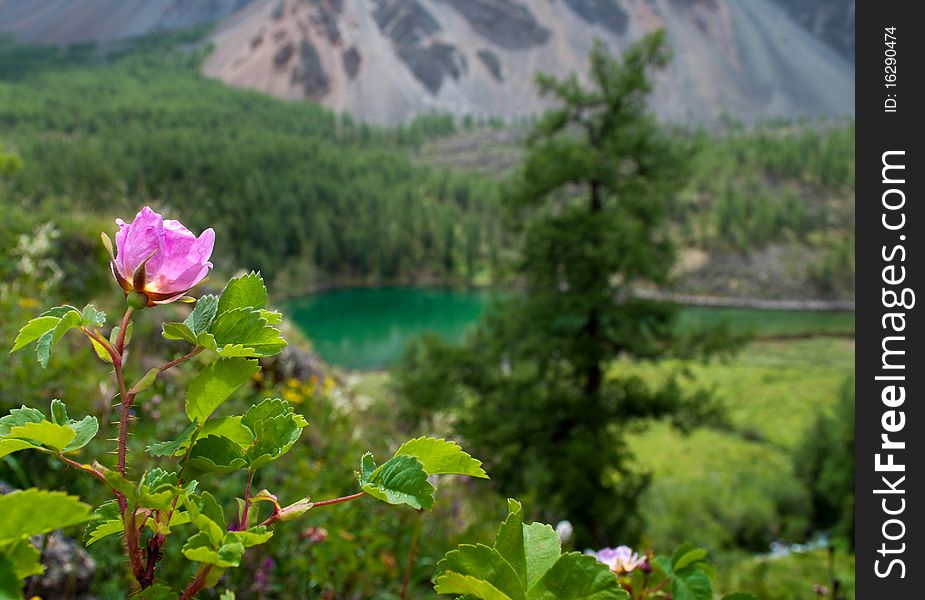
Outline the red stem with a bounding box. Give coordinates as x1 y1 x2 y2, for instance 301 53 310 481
180 565 212 600
239 470 255 529
258 491 367 527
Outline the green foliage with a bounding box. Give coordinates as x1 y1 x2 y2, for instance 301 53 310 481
0 399 98 456
185 358 260 423
795 378 855 543
0 39 502 285
396 33 734 546
0 488 94 595
434 499 627 600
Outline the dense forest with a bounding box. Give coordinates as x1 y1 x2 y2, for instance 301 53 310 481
1 31 854 299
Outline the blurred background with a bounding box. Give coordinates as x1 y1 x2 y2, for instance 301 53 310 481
0 0 854 598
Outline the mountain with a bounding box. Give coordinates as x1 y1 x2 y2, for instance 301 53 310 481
0 0 854 125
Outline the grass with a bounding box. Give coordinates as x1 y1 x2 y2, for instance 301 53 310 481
677 306 854 339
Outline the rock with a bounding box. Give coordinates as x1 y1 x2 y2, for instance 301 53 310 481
436 0 550 50
25 532 97 600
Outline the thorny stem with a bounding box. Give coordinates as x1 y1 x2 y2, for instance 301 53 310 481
54 453 107 485
180 564 212 600
400 509 425 600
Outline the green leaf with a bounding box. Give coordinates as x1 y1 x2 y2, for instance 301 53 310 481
209 308 287 357
83 500 123 546
80 305 106 328
182 532 244 568
34 309 83 367
62 415 99 452
202 417 254 448
240 398 306 469
671 544 708 572
394 437 488 478
228 526 273 548
186 435 248 475
217 272 267 314
131 584 178 600
358 452 376 485
6 421 75 451
185 294 219 335
434 571 515 600
110 322 134 347
2 540 42 579
10 316 58 353
0 554 20 600
162 322 198 345
0 407 43 436
522 524 561 590
493 499 528 588
362 454 434 510
0 440 35 459
437 544 525 600
526 553 626 600
0 489 93 542
50 399 68 425
89 337 114 363
671 567 713 600
186 358 260 423
147 420 199 457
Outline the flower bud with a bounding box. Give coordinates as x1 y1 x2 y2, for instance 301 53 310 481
126 291 149 310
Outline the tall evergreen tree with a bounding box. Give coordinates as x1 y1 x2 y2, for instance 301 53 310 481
396 31 730 545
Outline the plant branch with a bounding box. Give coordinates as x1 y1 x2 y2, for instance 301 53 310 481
238 470 255 529
180 564 212 600
54 453 107 485
259 491 367 527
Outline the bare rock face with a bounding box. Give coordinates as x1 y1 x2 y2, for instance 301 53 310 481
560 0 629 34
291 38 330 96
435 0 550 50
1 0 855 126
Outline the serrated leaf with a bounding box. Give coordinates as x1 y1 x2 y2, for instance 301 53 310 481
182 532 244 568
185 295 219 335
494 499 528 588
162 322 198 345
80 305 106 328
209 307 286 358
83 500 123 546
437 544 525 600
228 526 273 548
358 452 376 485
62 416 99 452
522 523 561 590
217 272 267 314
394 437 488 478
0 489 93 542
0 439 36 459
186 358 260 423
526 553 626 600
34 309 83 367
6 421 75 451
147 420 199 457
362 454 434 510
434 571 515 600
186 435 248 475
240 398 306 468
10 316 59 353
259 309 282 324
0 407 44 435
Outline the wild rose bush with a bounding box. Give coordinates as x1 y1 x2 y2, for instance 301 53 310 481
1 207 757 599
2 207 492 598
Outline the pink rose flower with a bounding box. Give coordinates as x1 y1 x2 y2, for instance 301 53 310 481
587 546 646 575
110 206 214 305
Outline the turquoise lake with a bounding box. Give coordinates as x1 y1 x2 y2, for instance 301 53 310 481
284 287 500 370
